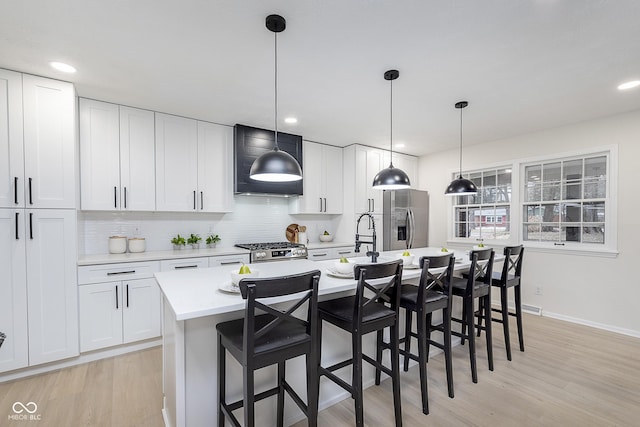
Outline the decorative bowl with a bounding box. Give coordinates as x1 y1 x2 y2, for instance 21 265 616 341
319 233 334 242
230 269 260 286
398 254 415 265
128 237 146 253
473 245 488 251
333 260 353 275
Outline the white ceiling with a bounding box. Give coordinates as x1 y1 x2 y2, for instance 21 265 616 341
2 0 640 156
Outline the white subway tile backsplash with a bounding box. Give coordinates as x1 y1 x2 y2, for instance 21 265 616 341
79 196 342 255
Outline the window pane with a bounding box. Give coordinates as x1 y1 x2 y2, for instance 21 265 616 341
524 204 541 222
561 225 581 242
582 225 604 243
540 203 560 223
584 178 606 199
564 183 582 200
542 183 561 201
583 202 605 222
495 207 510 240
526 165 541 185
523 223 540 241
543 162 561 182
483 171 496 187
540 223 559 241
525 182 541 202
496 169 511 203
585 156 606 179
562 203 581 222
563 159 583 182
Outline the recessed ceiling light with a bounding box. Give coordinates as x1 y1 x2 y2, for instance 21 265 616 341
395 143 405 148
617 80 640 90
49 61 76 73
284 117 297 124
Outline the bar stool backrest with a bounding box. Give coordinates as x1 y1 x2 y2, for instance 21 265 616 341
419 253 455 295
353 260 403 326
465 248 495 297
500 245 524 283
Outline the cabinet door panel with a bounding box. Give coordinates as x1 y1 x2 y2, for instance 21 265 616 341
79 283 123 352
122 278 161 343
0 209 28 372
120 106 156 211
155 113 198 211
197 121 233 212
26 209 78 365
323 145 343 214
79 99 120 210
0 70 24 208
22 75 75 208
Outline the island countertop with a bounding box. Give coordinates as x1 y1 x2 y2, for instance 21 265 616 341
155 247 474 321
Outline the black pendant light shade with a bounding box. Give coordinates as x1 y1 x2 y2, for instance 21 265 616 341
373 69 411 190
250 14 303 182
445 101 477 196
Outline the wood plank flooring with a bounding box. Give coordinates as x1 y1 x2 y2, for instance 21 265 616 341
1 314 639 426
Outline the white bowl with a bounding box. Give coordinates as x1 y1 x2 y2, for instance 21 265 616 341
398 254 415 265
230 269 260 285
319 234 334 242
128 237 146 253
333 260 353 275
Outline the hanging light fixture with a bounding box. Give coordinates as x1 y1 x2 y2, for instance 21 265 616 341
445 101 477 195
250 14 303 182
372 69 411 190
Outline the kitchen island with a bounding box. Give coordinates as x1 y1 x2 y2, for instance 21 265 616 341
155 248 487 427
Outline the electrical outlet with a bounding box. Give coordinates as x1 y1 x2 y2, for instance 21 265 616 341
534 286 543 296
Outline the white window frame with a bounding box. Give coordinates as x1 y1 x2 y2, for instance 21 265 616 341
447 145 618 258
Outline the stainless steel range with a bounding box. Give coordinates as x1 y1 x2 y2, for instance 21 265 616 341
235 242 308 263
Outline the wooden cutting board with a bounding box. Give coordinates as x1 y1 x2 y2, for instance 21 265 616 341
286 223 299 243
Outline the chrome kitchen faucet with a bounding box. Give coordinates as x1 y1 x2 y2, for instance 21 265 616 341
355 212 379 263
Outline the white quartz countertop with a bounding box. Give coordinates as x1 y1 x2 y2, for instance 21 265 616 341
78 247 250 266
155 247 477 321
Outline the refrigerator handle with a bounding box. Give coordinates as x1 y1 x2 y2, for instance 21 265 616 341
408 209 416 248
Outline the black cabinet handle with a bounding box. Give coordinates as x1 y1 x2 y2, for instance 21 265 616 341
175 265 198 269
324 198 327 212
319 198 322 212
126 284 129 308
372 198 374 212
15 212 19 240
115 285 119 309
14 177 18 204
554 242 565 246
28 178 33 205
124 187 127 209
200 191 203 210
29 213 33 239
220 261 242 265
114 186 117 208
107 270 136 276
193 191 196 210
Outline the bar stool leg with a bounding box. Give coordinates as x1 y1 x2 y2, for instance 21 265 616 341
390 321 403 426
277 361 285 427
442 306 454 398
375 329 383 386
403 310 413 372
514 284 525 351
465 296 478 383
243 363 255 427
306 351 319 427
417 308 429 415
500 286 512 361
353 333 364 427
218 336 226 426
460 301 467 345
484 293 494 371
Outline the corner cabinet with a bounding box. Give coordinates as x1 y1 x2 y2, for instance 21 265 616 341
289 141 343 214
155 114 233 212
79 99 156 211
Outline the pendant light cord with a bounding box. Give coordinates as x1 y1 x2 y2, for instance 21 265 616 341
458 106 463 177
274 31 279 150
389 77 394 167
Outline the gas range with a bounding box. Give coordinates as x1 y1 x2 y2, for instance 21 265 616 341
235 241 308 263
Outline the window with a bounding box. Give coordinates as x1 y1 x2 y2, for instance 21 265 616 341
453 167 512 241
522 154 607 245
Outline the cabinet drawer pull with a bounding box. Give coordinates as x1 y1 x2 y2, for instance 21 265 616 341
115 285 119 309
114 186 117 208
14 177 18 204
124 187 127 209
337 251 351 255
313 253 328 257
324 198 327 212
175 265 198 269
29 212 33 239
28 178 33 205
107 270 136 276
554 242 565 246
200 191 204 210
193 190 196 210
319 198 323 212
126 284 129 308
15 212 19 239
220 260 242 265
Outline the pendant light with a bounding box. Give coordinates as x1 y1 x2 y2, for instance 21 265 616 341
372 69 411 190
444 101 478 195
250 14 303 182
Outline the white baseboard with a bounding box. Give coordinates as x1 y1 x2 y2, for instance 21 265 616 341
541 311 640 339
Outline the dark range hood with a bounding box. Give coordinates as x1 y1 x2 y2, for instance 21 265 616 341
234 124 303 196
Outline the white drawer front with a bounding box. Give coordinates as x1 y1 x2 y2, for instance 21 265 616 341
160 257 209 271
334 247 357 258
78 261 160 285
209 254 250 267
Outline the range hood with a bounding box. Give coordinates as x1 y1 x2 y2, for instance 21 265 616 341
234 124 303 196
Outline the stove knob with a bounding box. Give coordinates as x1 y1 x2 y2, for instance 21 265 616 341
255 251 266 259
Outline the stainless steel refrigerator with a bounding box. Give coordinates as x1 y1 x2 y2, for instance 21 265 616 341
383 189 429 251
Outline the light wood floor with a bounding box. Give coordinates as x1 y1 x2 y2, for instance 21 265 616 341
1 314 639 426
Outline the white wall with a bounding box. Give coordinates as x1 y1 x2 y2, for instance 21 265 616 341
418 109 640 337
78 196 342 255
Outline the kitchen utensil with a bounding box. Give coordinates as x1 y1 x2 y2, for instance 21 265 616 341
286 223 299 243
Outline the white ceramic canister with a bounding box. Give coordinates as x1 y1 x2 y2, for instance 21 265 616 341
128 237 146 253
109 236 127 254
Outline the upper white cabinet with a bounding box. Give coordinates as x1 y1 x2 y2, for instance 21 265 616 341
1 71 75 209
354 145 387 214
289 141 343 215
79 99 156 211
22 75 76 208
156 114 233 212
392 152 419 188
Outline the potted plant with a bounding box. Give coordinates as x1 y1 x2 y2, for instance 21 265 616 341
187 233 202 249
206 234 221 248
171 234 186 249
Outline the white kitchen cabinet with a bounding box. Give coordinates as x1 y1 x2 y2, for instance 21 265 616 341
80 99 156 211
354 145 387 214
79 278 161 352
1 71 75 209
0 69 24 208
156 114 233 212
160 257 209 271
289 141 343 214
26 209 78 365
307 246 357 261
393 152 419 188
78 261 161 352
22 75 76 209
0 209 28 373
209 253 250 267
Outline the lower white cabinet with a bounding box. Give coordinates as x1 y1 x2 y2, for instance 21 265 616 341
307 246 357 261
209 254 250 267
160 257 209 271
79 278 161 352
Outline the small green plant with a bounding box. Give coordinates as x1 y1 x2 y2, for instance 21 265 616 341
187 234 202 245
171 234 186 246
206 234 221 245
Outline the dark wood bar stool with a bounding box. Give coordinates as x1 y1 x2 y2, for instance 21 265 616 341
490 245 525 361
450 248 495 383
377 254 456 415
216 270 321 427
317 260 403 427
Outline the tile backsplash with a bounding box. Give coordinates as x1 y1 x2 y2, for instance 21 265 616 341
78 195 343 255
